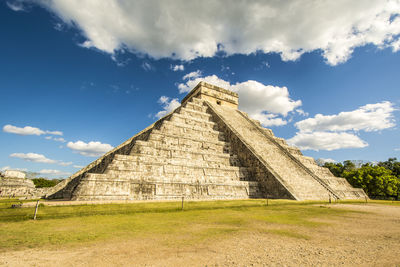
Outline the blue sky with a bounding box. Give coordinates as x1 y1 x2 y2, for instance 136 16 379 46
1 1 400 178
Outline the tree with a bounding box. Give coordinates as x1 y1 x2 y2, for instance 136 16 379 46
378 158 400 178
323 162 344 177
343 164 399 199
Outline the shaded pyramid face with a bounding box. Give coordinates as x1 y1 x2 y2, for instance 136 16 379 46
44 82 367 201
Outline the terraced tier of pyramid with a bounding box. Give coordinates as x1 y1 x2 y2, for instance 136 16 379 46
44 82 366 201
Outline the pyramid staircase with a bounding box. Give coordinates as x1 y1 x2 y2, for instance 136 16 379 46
44 82 367 201
47 94 261 200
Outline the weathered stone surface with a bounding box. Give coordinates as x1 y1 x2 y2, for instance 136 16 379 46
0 176 42 199
2 82 367 201
4 170 26 179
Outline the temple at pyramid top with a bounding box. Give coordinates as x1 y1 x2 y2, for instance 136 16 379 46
181 81 239 109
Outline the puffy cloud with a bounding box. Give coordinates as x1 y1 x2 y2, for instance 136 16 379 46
287 132 368 151
289 101 396 151
315 158 337 165
3 125 45 136
178 74 301 126
10 152 58 164
155 96 181 119
13 0 400 65
3 124 63 136
295 102 396 132
58 161 72 166
9 152 71 166
248 113 287 127
67 140 114 157
171 64 184 71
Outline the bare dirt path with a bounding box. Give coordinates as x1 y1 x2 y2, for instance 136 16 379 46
1 203 399 266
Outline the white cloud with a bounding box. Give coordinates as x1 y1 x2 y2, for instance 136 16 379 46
45 136 66 142
6 1 25 12
58 161 72 166
287 132 368 151
289 101 396 151
3 124 63 136
295 101 396 133
141 62 154 71
171 64 184 71
296 109 309 117
1 166 27 172
178 74 301 127
10 153 58 164
67 141 114 157
39 169 71 176
73 165 85 169
182 70 202 81
155 96 181 119
249 113 287 127
46 130 63 136
316 158 337 165
9 152 71 166
17 0 400 65
395 148 400 151
3 125 45 136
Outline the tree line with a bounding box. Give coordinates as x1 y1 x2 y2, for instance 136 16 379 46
32 178 63 188
322 158 400 200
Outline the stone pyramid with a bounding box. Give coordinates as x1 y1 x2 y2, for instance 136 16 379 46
43 82 366 201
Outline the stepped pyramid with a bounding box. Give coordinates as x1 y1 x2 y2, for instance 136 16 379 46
45 82 367 201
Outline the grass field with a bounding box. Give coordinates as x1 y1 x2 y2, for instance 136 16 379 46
1 198 399 266
0 198 396 252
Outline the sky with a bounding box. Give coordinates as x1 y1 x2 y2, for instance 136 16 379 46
1 0 400 178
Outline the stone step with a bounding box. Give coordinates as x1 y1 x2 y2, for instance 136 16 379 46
118 153 239 167
306 165 335 178
183 101 209 113
294 155 317 166
273 137 287 146
111 154 237 169
134 139 230 154
106 161 249 179
321 177 354 190
169 113 217 130
335 188 367 199
132 139 230 155
190 97 205 106
177 106 212 121
157 121 226 141
148 131 228 147
129 142 234 161
282 145 303 156
86 172 252 184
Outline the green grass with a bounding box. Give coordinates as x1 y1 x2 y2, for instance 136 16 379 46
0 198 390 252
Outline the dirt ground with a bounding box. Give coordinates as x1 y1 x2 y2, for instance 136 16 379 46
1 203 399 267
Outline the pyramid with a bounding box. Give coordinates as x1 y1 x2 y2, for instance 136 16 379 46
43 82 366 201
